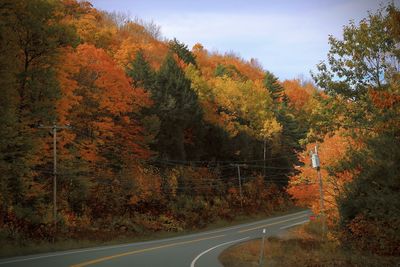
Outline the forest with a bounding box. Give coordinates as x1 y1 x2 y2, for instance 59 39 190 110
0 0 399 258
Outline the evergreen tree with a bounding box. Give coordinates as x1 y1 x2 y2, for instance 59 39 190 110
263 71 304 186
264 71 284 103
337 127 400 255
169 38 197 66
127 50 155 90
154 53 203 160
126 50 161 156
214 64 246 80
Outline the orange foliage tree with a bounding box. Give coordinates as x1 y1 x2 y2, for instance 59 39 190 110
56 43 154 218
58 43 152 163
287 131 353 225
282 79 316 112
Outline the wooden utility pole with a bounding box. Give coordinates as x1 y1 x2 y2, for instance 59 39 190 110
311 143 326 236
231 164 246 209
263 139 266 180
38 122 70 239
237 164 243 209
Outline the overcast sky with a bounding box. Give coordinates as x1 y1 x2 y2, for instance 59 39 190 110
90 0 393 80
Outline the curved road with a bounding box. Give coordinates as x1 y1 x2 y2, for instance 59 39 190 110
0 210 311 267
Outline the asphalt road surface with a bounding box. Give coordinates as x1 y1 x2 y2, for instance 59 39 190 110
0 210 311 267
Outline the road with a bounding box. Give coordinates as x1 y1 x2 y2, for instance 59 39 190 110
0 210 311 267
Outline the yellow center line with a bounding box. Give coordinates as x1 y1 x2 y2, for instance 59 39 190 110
70 234 225 267
238 214 309 233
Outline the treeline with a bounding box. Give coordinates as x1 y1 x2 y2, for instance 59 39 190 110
0 0 316 242
288 4 400 256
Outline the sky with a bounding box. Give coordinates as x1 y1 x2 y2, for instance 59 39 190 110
90 0 393 81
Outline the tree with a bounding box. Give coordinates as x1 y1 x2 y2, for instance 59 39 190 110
0 0 20 220
56 44 153 219
214 64 246 80
312 4 399 99
336 125 400 255
288 132 352 222
60 44 152 163
126 50 160 151
263 72 306 186
312 3 400 255
0 0 77 226
127 50 156 90
154 53 203 160
264 71 284 103
169 38 197 66
210 76 279 140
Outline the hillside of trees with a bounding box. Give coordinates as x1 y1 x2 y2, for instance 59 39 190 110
0 0 316 243
0 0 398 258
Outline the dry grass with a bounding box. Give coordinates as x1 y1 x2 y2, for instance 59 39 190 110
220 221 400 267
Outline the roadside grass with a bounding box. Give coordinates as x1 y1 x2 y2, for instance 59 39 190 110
219 220 400 267
0 207 303 259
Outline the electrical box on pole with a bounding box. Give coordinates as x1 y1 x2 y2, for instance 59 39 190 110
311 153 320 169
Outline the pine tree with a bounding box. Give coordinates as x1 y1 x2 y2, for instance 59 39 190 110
154 53 203 160
126 49 162 151
127 50 155 91
263 71 304 186
169 38 197 66
264 71 284 103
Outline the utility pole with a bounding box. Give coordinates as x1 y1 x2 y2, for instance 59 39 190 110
263 139 266 180
237 164 243 209
38 122 70 239
231 164 246 209
311 143 326 236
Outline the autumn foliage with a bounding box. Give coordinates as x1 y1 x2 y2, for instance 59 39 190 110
294 3 400 257
0 0 296 245
288 132 352 225
3 1 397 258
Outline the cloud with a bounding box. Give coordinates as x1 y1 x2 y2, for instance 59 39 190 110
95 0 389 79
153 11 330 79
157 12 324 46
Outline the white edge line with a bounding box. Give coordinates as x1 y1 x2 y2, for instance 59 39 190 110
279 220 309 230
0 210 309 265
203 210 309 235
190 236 250 267
0 246 126 265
